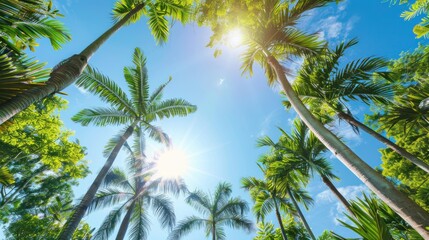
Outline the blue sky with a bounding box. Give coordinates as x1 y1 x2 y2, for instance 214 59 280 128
23 0 428 239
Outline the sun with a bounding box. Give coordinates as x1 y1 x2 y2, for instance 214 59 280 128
226 28 243 47
154 148 189 179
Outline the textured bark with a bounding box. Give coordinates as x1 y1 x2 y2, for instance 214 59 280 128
266 55 429 238
287 188 316 240
212 222 216 240
115 200 136 240
0 3 146 125
58 122 136 240
321 176 353 215
337 111 429 174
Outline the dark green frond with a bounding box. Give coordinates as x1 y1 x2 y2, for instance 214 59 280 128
147 193 176 229
71 107 133 126
129 199 150 240
87 187 133 214
92 203 128 240
76 66 137 115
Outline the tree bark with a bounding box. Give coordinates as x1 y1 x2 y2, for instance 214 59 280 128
274 203 288 240
337 111 429 174
57 122 137 240
321 176 353 215
212 222 216 240
0 3 146 125
287 188 316 240
266 55 429 238
115 200 136 240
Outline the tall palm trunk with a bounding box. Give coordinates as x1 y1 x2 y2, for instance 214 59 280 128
0 3 146 124
266 55 429 238
337 111 429 174
116 200 136 240
58 122 137 240
321 176 353 215
274 201 288 240
286 188 316 240
212 222 216 240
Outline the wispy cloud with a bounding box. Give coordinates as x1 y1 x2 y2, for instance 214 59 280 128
75 85 88 95
316 184 368 225
218 78 225 86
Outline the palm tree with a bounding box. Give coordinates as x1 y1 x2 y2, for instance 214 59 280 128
88 163 185 239
242 174 293 240
198 0 429 236
58 48 196 239
0 0 70 106
259 119 353 214
168 182 253 240
0 0 193 124
284 39 429 174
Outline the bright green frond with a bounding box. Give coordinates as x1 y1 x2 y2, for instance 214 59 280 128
148 98 197 120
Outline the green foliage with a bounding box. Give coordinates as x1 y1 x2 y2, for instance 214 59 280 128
335 194 421 240
0 97 89 222
112 0 193 44
197 0 334 84
169 182 253 240
366 44 429 211
388 0 429 38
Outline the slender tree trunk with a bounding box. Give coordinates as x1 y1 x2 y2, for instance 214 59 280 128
58 122 137 240
274 204 288 240
337 111 429 174
287 188 316 240
212 222 216 240
0 3 146 124
116 200 136 240
266 55 429 238
321 176 353 215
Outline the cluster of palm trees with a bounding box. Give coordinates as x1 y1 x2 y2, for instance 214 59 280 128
1 0 429 238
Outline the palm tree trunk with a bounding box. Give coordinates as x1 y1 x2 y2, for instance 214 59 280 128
58 122 137 240
212 222 216 240
274 205 288 240
321 176 353 215
265 55 429 238
287 188 316 240
337 111 429 174
116 200 136 240
0 3 146 125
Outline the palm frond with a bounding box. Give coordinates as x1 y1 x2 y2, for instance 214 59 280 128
71 107 133 126
129 198 150 240
185 190 212 215
147 193 176 229
76 66 136 115
92 203 128 240
147 98 197 120
87 187 133 214
168 216 207 240
124 48 149 113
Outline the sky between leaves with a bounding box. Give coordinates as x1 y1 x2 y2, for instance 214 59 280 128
21 0 429 239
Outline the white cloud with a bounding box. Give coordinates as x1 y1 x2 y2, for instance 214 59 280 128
75 85 88 95
319 16 343 40
327 119 363 145
316 184 368 225
218 78 225 86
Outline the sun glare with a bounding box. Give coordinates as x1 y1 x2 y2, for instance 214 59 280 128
226 28 243 47
155 148 189 179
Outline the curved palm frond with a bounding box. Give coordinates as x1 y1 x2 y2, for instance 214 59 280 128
129 198 150 240
147 98 197 120
87 187 133 214
168 216 208 240
71 107 133 126
146 193 176 229
185 190 212 215
92 203 128 240
76 66 136 115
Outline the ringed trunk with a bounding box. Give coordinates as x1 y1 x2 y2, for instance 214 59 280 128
266 55 429 238
57 122 137 240
337 111 429 174
0 3 146 124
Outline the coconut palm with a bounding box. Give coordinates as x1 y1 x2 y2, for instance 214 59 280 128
0 0 70 106
87 140 187 240
284 39 429 174
168 182 253 240
0 0 193 124
198 0 429 236
58 48 196 239
259 119 353 214
242 173 293 240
